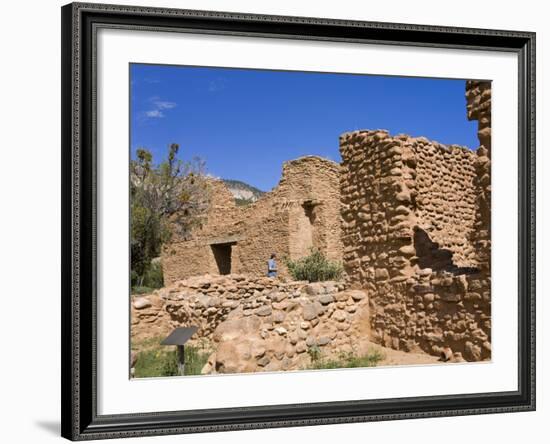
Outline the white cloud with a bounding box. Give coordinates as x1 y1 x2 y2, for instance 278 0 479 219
142 97 177 119
145 109 164 118
153 100 176 110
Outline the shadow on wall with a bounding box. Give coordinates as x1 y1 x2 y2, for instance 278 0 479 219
413 227 478 276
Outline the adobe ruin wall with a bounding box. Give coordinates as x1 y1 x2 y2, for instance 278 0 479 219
162 156 343 285
339 81 492 361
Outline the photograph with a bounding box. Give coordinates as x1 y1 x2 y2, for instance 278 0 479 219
57 1 536 440
129 64 492 378
0 0 544 440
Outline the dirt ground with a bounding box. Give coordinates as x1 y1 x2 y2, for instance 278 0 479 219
360 341 442 367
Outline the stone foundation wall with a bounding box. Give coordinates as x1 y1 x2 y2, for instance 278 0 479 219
131 293 172 343
368 269 491 361
131 274 370 373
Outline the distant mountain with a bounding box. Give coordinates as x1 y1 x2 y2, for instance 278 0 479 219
222 179 265 206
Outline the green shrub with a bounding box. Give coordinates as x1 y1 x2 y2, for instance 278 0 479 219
142 260 164 289
133 344 211 378
285 249 343 282
183 344 211 376
133 348 179 378
131 260 164 294
131 286 155 295
307 345 322 363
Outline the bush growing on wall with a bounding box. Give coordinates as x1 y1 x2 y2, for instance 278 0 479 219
285 249 343 282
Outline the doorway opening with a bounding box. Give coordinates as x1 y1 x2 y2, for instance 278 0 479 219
211 243 233 275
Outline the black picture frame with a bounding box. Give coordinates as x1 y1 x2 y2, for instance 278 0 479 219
61 2 536 440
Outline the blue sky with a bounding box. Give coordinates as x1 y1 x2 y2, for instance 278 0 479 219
130 64 478 192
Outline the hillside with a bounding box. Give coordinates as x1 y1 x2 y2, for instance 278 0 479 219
222 179 265 205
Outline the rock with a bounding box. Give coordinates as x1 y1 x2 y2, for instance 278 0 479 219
296 341 307 353
399 245 416 256
317 336 331 346
304 283 322 296
478 127 491 139
288 332 299 345
213 342 254 373
375 268 390 281
394 205 410 215
205 307 218 315
413 284 433 294
452 352 466 363
438 277 454 287
195 293 210 308
318 294 334 305
348 290 367 301
270 292 287 302
440 292 461 302
305 336 316 347
213 316 261 342
285 345 296 358
464 341 482 361
272 311 286 323
334 291 351 302
133 297 151 309
207 296 221 307
423 293 435 303
251 344 266 358
255 306 272 317
464 292 482 302
395 191 411 203
257 355 270 367
302 302 322 321
440 346 453 362
332 310 348 322
274 327 288 336
323 282 339 294
222 300 239 309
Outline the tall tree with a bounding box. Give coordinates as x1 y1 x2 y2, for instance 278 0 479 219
130 144 209 287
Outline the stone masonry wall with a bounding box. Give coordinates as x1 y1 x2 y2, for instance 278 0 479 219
463 81 492 360
414 140 478 268
340 130 416 290
466 80 492 272
162 156 343 285
340 123 491 361
131 274 370 374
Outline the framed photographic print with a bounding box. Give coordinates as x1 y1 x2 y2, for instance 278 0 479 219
61 2 536 440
